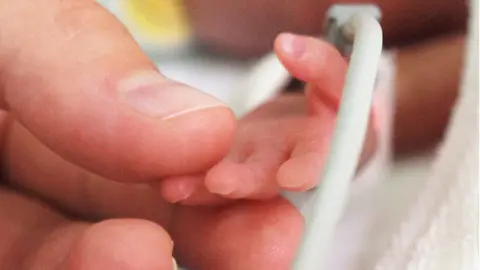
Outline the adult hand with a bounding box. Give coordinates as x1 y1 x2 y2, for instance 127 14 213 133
0 1 303 269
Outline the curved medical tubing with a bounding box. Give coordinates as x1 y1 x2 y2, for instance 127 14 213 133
292 14 383 270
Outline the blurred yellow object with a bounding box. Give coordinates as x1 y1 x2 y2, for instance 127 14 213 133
122 0 190 45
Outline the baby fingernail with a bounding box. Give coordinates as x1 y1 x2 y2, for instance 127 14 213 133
172 257 178 270
278 173 307 190
170 193 191 203
208 183 234 196
119 71 226 120
280 33 307 58
279 180 301 189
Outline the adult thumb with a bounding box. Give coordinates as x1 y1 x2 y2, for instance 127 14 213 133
0 0 236 182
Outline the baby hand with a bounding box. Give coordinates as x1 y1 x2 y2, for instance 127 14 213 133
160 33 377 205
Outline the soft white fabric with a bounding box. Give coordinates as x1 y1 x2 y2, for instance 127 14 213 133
375 0 479 269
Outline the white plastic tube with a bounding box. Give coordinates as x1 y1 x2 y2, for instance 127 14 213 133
292 13 383 270
234 53 290 117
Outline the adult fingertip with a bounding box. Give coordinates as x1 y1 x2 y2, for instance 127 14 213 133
115 71 238 179
66 219 174 270
153 105 237 177
170 198 304 269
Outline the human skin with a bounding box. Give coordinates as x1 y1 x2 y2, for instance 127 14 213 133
0 0 467 269
394 34 465 155
2 33 347 269
0 0 304 269
0 29 368 269
0 34 465 269
158 33 465 205
159 34 377 204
